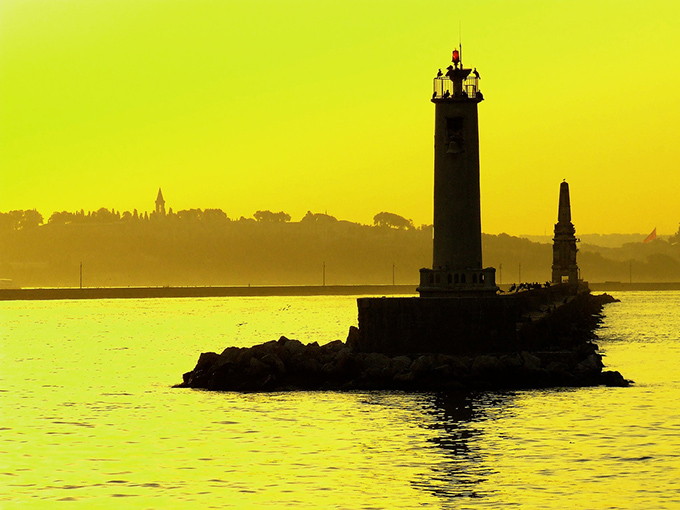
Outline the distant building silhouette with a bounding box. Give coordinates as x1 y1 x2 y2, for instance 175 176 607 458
155 188 166 216
552 181 579 284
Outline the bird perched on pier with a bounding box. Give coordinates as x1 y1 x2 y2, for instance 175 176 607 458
473 68 480 79
432 91 437 99
436 68 443 77
442 90 450 99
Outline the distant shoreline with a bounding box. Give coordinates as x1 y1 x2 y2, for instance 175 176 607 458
1 282 680 301
0 285 418 301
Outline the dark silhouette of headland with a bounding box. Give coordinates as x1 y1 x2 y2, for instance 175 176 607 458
177 49 629 392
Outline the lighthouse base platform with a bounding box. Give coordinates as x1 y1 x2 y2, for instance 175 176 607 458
356 283 591 355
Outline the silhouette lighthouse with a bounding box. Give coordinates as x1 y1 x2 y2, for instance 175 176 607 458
418 48 497 296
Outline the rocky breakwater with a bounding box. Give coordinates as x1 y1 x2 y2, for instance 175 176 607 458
176 294 629 392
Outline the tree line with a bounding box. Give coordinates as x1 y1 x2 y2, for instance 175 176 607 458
0 209 418 231
2 209 680 287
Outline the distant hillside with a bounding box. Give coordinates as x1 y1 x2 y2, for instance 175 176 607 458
521 233 665 248
1 210 679 287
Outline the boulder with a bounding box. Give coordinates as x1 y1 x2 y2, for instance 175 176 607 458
575 353 604 375
521 351 542 370
284 339 305 355
471 355 500 376
362 352 391 372
601 370 629 387
410 355 435 375
194 351 219 372
390 355 412 374
260 353 286 374
217 347 241 366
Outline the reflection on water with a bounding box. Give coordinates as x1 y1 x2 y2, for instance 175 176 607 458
1 293 679 509
415 392 500 501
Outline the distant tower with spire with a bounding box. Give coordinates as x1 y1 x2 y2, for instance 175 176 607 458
155 188 166 216
552 181 579 284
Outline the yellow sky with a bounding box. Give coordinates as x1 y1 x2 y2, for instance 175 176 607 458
1 0 679 235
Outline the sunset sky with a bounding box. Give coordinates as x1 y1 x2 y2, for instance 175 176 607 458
1 0 678 235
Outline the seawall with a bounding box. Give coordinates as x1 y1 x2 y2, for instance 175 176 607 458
0 284 417 301
356 284 593 354
176 290 628 392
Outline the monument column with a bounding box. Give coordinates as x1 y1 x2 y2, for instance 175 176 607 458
418 49 496 296
552 181 579 284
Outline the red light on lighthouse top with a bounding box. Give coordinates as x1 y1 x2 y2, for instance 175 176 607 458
451 49 460 64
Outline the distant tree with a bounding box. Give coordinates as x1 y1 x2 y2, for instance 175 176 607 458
373 212 414 230
177 209 202 221
121 211 133 221
18 209 44 229
91 207 117 223
0 210 44 230
254 210 291 222
0 211 21 231
48 211 76 225
203 208 229 222
300 211 338 224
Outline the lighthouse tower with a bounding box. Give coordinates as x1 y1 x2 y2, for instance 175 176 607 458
418 49 497 296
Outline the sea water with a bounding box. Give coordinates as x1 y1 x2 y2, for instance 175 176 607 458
1 292 679 509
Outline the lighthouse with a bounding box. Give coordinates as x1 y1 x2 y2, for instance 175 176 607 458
418 49 497 296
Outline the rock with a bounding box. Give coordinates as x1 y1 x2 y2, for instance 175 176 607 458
247 357 269 376
297 357 322 375
409 355 435 375
575 342 598 358
521 351 542 370
575 353 604 375
601 370 630 387
362 352 391 372
433 363 452 378
394 371 416 383
471 355 500 376
595 293 621 304
284 339 305 355
260 353 286 374
499 353 523 369
390 355 412 374
321 362 338 376
321 340 344 353
194 351 219 372
218 347 241 366
545 361 569 373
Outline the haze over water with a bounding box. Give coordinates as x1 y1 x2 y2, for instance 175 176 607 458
1 292 679 508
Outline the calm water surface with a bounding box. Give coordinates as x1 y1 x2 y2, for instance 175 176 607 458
1 292 679 509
